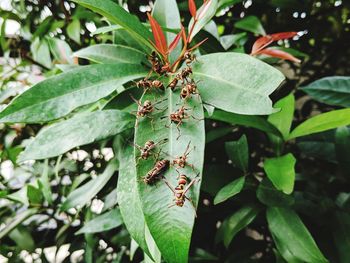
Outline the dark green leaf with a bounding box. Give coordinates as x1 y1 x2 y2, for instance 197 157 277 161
67 19 81 44
76 208 123 234
72 0 153 49
217 0 243 13
257 178 294 207
60 162 118 211
263 153 296 194
207 109 282 137
8 226 35 252
235 15 266 35
301 77 350 108
267 207 328 263
288 109 350 139
0 64 147 123
206 126 232 143
74 44 146 64
193 53 285 115
335 126 350 176
192 30 225 54
18 110 133 161
214 176 245 205
135 88 205 263
27 185 43 205
333 211 350 263
225 135 249 172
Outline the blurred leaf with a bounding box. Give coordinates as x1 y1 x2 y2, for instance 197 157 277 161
301 77 350 108
257 178 294 207
333 211 350 263
192 30 225 54
60 162 118 211
193 53 284 115
267 207 328 263
67 19 81 44
206 126 232 143
335 126 350 176
76 208 123 234
225 135 249 172
0 64 147 123
216 0 243 13
220 32 247 50
19 110 133 161
263 153 296 194
74 44 146 64
30 37 52 68
27 185 43 205
38 159 53 204
47 37 74 64
208 109 282 137
288 109 350 140
214 176 245 205
235 16 266 35
9 226 35 252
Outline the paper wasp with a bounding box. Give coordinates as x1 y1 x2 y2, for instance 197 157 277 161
180 80 199 100
143 159 170 185
184 51 196 65
173 141 195 170
136 79 164 92
148 51 170 75
163 171 200 216
133 139 168 164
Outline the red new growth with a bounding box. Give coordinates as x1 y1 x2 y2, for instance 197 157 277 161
189 0 197 18
147 13 168 57
250 31 301 63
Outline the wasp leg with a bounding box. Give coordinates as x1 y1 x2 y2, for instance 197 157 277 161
185 195 198 217
162 178 176 194
176 122 182 140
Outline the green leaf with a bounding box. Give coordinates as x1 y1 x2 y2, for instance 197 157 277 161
333 211 350 263
0 64 147 123
234 15 266 35
268 93 295 140
188 0 218 42
257 178 294 207
30 37 52 69
220 32 247 50
193 53 285 115
47 37 74 64
39 160 53 204
214 176 245 205
115 137 152 258
217 0 243 13
301 76 350 108
225 135 249 172
152 0 182 61
135 89 205 263
207 109 282 137
217 205 260 247
60 162 118 211
18 110 132 161
263 153 296 194
206 126 232 143
72 0 153 49
8 226 35 252
76 208 123 234
74 44 146 64
335 126 350 176
27 185 43 205
67 19 81 44
288 109 350 139
267 207 328 263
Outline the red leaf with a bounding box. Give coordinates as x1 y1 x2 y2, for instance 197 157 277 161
270 31 298 41
147 13 168 56
189 0 197 18
257 48 301 63
168 28 183 53
181 24 187 44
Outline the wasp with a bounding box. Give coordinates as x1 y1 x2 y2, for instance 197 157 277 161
130 93 167 129
133 139 168 163
163 171 200 216
173 141 195 170
180 80 199 100
136 79 164 92
177 67 193 83
143 159 170 185
148 51 163 74
184 51 196 65
168 77 179 91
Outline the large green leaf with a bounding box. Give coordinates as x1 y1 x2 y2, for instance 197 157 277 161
74 44 146 64
288 109 350 139
193 53 285 115
301 76 350 108
135 89 205 263
257 178 294 207
335 126 350 176
214 176 245 205
333 211 350 263
267 207 328 263
0 64 147 123
60 162 118 211
18 110 133 161
115 137 152 258
207 109 282 137
76 208 123 234
234 15 266 35
263 153 296 194
72 0 153 49
225 135 249 172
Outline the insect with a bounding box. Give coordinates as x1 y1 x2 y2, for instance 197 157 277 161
180 80 199 100
148 51 163 74
163 171 200 216
173 141 195 170
130 93 167 129
136 79 164 92
133 139 168 163
143 159 170 185
168 77 179 91
184 51 196 65
177 67 193 83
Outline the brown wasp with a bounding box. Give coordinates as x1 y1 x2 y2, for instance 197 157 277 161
178 67 193 83
180 80 199 100
130 93 167 129
148 51 170 75
136 79 164 92
133 139 168 164
173 141 195 170
143 159 170 185
184 51 196 65
168 76 179 91
163 171 200 216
